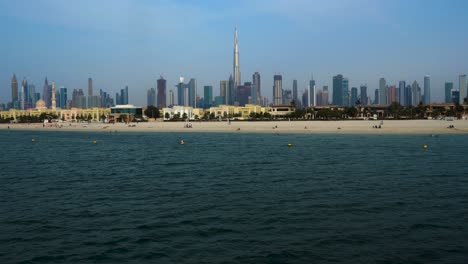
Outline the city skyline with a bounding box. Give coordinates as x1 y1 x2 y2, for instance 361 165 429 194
1 0 468 105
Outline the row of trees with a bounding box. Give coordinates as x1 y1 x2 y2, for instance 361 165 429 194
285 102 467 120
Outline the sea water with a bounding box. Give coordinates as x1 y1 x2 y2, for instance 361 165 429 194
0 130 467 263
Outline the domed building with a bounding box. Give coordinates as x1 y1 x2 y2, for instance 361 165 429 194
36 99 47 110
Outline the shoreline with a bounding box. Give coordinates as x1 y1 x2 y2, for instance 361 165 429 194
1 120 468 134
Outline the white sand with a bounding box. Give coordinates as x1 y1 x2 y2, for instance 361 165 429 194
1 120 468 134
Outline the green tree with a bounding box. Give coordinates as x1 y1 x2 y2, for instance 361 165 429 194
165 112 170 119
345 107 358 118
144 106 160 118
388 102 403 119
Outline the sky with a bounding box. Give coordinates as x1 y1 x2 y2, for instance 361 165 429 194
1 0 468 105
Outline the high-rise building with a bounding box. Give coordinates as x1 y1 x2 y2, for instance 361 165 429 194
292 80 298 103
51 81 56 109
59 87 67 109
228 75 235 105
379 78 387 105
398 81 406 106
42 77 51 108
204 85 213 108
350 87 358 106
220 80 228 104
360 85 367 106
388 85 397 104
253 72 261 101
11 74 18 105
445 82 453 103
88 78 93 96
122 86 129 105
176 76 186 106
459 75 467 104
21 79 29 110
188 78 197 107
273 75 283 105
374 89 379 105
411 81 420 106
147 88 156 107
452 90 460 104
283 89 292 106
302 90 308 107
332 74 344 106
322 86 329 105
233 26 241 89
157 77 167 108
342 78 349 106
405 85 412 106
424 75 430 104
169 90 175 106
308 76 316 107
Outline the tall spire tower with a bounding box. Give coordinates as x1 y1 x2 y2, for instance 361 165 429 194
233 26 241 89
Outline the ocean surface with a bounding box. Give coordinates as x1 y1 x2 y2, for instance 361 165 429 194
0 130 467 264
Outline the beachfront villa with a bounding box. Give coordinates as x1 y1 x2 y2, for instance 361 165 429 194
209 104 269 119
162 106 195 120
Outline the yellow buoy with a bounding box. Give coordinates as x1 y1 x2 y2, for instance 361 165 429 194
423 144 428 149
93 140 97 144
287 143 292 147
180 140 185 145
31 138 36 142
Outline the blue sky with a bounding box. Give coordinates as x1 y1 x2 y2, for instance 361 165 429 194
1 0 467 105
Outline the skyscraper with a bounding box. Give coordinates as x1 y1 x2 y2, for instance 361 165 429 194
220 80 228 104
253 72 261 103
51 81 56 109
147 88 156 107
424 75 430 104
121 86 129 105
322 86 329 105
292 80 298 103
233 26 241 88
273 75 283 105
342 78 349 106
204 85 213 108
459 75 467 104
21 79 28 110
405 85 412 106
374 89 379 105
88 78 93 96
388 85 397 104
332 74 344 106
169 90 175 106
43 77 51 108
176 77 186 106
157 77 167 108
351 87 358 106
188 78 197 107
228 75 235 105
445 82 453 103
309 76 316 106
379 78 387 105
11 74 18 104
360 85 367 106
399 81 406 106
59 87 67 109
411 81 420 106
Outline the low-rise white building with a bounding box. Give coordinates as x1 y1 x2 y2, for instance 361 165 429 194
163 106 194 120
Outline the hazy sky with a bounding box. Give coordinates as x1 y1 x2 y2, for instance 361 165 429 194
1 0 468 105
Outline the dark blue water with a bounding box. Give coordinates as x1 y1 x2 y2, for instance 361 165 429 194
1 130 467 263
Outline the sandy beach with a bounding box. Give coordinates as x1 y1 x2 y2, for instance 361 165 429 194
1 120 468 134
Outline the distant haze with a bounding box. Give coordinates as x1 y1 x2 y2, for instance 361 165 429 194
1 0 467 105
